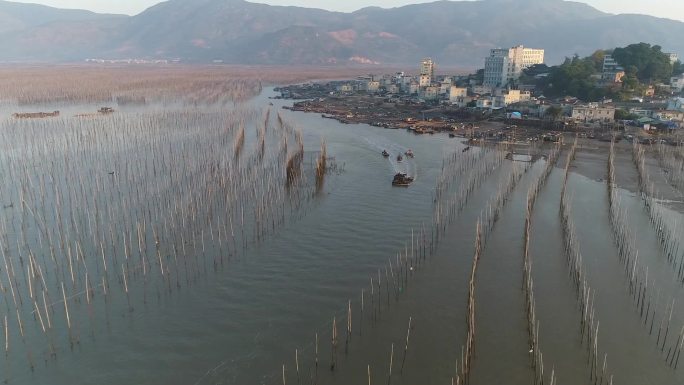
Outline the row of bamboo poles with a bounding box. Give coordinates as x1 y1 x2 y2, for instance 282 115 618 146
433 145 507 243
281 144 515 385
607 140 684 370
559 138 614 385
655 143 684 194
459 221 482 385
280 222 429 385
0 104 330 372
523 143 561 385
456 154 532 385
0 69 263 107
632 143 684 282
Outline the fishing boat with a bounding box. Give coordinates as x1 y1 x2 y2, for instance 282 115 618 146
382 150 390 157
392 173 414 187
397 154 403 162
405 149 414 158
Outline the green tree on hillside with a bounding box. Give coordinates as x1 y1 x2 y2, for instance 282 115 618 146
543 55 606 101
474 69 484 83
615 109 639 121
531 43 677 101
674 61 684 76
622 66 639 90
589 50 606 72
545 105 564 121
611 43 673 83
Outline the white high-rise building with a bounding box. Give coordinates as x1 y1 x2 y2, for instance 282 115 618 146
483 45 544 88
420 58 435 81
483 49 510 88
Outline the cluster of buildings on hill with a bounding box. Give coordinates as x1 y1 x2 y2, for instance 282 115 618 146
598 53 681 93
339 49 544 109
85 58 179 64
334 45 683 131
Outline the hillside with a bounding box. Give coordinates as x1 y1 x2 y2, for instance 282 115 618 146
0 0 682 66
0 0 123 34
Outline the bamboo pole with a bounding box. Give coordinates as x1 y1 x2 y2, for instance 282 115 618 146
388 343 394 385
401 317 412 373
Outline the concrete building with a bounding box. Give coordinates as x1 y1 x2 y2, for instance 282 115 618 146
451 96 472 108
338 84 354 93
666 53 679 64
483 49 508 88
449 86 467 100
471 85 492 95
409 81 420 95
367 81 381 93
423 86 440 100
509 101 552 119
399 75 413 88
419 75 432 88
602 55 625 83
671 74 684 93
628 107 655 118
420 58 435 81
644 85 656 97
605 71 626 84
654 110 684 122
476 98 493 109
440 81 452 95
571 103 616 122
387 84 400 94
483 45 545 87
668 97 684 112
491 89 531 108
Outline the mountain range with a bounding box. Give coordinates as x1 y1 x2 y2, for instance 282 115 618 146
0 0 683 67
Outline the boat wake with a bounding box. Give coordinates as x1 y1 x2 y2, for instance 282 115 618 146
362 136 418 182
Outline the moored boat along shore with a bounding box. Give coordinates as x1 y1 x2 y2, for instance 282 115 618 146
277 87 581 145
276 81 683 151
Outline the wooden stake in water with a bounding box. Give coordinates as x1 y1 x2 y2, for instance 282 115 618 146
361 289 364 336
331 316 338 370
346 300 352 353
401 317 412 373
4 314 8 354
388 343 394 385
295 349 300 385
61 281 71 330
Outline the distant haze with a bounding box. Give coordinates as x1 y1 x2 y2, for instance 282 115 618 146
7 0 684 21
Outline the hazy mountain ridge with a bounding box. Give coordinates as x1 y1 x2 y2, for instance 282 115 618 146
0 0 682 66
0 0 124 34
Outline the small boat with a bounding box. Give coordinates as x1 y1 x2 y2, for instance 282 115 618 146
392 173 414 187
462 146 471 152
382 150 390 157
405 149 414 158
449 133 456 138
397 154 403 162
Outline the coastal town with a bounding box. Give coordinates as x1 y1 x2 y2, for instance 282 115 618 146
4 0 684 384
277 44 684 145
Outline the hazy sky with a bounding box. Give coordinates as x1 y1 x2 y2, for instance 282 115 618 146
10 0 684 21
